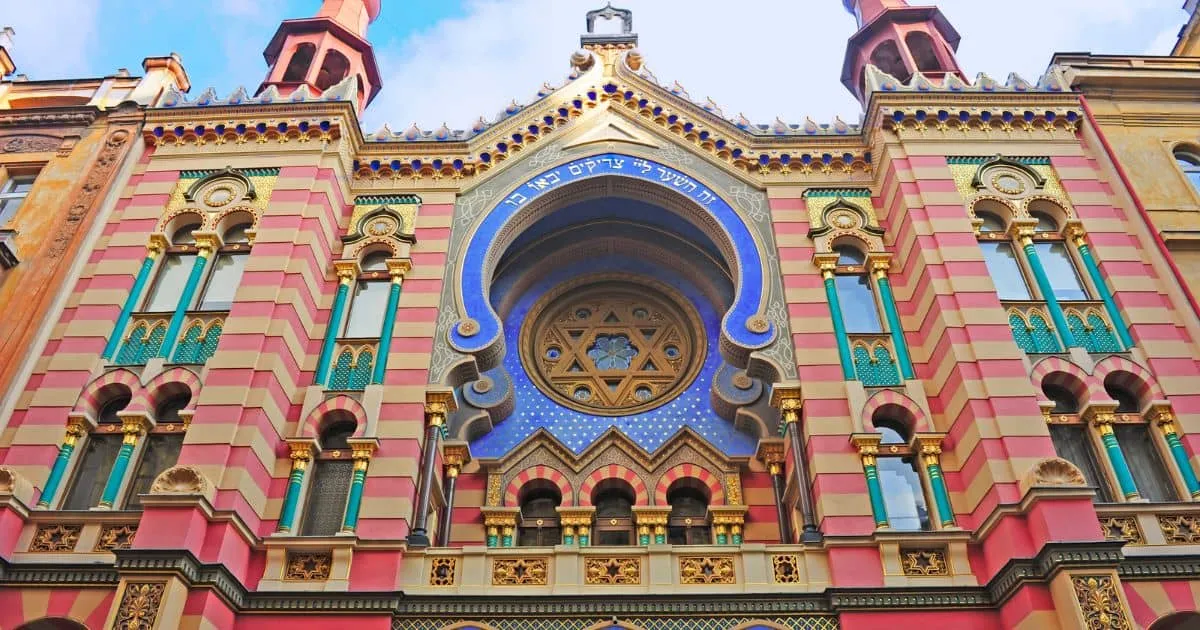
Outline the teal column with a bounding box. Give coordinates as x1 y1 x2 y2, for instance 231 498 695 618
874 270 915 380
316 272 353 386
37 420 86 507
715 529 728 545
98 420 142 507
578 529 589 547
821 268 856 379
731 527 743 545
277 446 312 533
864 461 889 528
371 275 404 385
340 451 372 532
1156 411 1200 497
102 249 160 360
638 531 650 545
1095 418 1140 499
486 533 499 548
158 247 211 359
919 442 956 527
654 531 665 545
1021 237 1078 348
563 531 575 545
501 529 514 547
1074 237 1134 350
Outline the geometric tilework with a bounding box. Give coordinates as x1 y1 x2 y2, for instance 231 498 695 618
1067 311 1122 354
329 346 374 391
391 618 839 630
1009 310 1062 354
116 319 168 365
172 320 223 364
852 342 902 387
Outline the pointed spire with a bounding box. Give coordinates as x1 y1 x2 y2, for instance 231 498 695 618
840 0 965 104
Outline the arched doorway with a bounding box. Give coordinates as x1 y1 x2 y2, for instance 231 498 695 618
16 619 88 630
1151 612 1200 630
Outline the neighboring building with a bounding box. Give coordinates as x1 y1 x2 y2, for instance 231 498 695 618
3 1 1200 628
0 32 189 418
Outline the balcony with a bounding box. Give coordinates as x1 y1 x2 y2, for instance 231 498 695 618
847 333 903 387
114 312 226 366
327 339 378 391
1003 301 1123 355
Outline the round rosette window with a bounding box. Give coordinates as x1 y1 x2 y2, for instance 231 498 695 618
520 278 706 416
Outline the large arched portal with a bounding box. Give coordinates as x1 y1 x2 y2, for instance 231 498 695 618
433 148 795 458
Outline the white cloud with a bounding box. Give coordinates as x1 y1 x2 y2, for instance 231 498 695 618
362 0 1190 132
2 0 101 79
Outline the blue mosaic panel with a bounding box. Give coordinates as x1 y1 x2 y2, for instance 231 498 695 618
852 344 902 387
1070 312 1122 353
469 255 756 458
172 321 223 364
116 321 166 365
1009 311 1061 354
329 348 373 391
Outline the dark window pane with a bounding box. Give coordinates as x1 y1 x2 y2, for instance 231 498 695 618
1105 383 1141 414
300 460 354 536
1049 424 1112 502
1043 384 1079 414
595 489 633 518
595 530 631 546
834 274 883 333
835 245 866 266
977 211 1006 233
877 457 930 531
125 434 183 509
61 434 123 510
1115 424 1178 502
1031 212 1058 233
980 241 1032 300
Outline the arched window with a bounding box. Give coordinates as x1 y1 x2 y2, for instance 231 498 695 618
1175 148 1200 193
315 50 351 91
300 418 357 536
872 420 930 531
342 252 392 338
1149 611 1200 630
1105 380 1178 502
61 395 130 510
1043 383 1113 502
832 245 883 333
666 481 711 545
14 618 88 630
869 39 910 83
905 31 941 73
517 481 562 546
592 480 635 545
975 211 1033 300
197 222 251 311
282 43 316 83
124 393 188 509
1029 212 1088 301
143 222 201 312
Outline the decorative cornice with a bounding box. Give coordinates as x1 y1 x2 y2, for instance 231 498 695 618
0 108 100 128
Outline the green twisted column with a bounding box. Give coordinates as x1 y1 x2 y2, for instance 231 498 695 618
159 237 214 359
315 264 357 386
873 263 915 380
103 240 163 360
820 265 856 379
853 436 889 528
1091 410 1140 499
1020 234 1078 348
1151 406 1200 497
340 442 376 533
277 442 314 533
372 260 410 384
1071 230 1134 350
99 416 147 507
919 438 956 527
37 418 88 507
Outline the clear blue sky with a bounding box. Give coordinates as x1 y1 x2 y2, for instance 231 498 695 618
5 0 1192 131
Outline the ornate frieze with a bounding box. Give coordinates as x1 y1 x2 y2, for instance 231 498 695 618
584 556 641 585
772 554 803 584
491 557 549 586
95 524 139 552
115 582 166 630
899 548 950 577
284 552 333 581
679 556 736 585
1070 575 1131 630
429 557 457 587
29 524 81 552
1158 514 1200 544
1100 516 1143 545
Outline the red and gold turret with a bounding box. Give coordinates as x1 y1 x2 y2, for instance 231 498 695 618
841 0 965 103
258 0 382 114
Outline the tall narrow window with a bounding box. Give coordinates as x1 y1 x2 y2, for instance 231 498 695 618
1175 149 1200 194
1042 383 1113 502
873 420 931 532
976 211 1033 300
300 419 357 536
592 481 635 545
342 252 391 338
61 395 130 510
0 174 36 225
517 482 562 546
143 223 200 312
197 222 251 311
832 245 883 333
1105 381 1178 502
666 483 711 545
1030 212 1087 301
124 393 188 509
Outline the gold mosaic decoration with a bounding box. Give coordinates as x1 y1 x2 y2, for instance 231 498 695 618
1099 516 1143 545
1071 575 1132 630
679 556 736 585
520 279 705 416
284 551 333 581
492 557 549 586
349 203 418 238
429 557 457 586
115 582 166 630
166 171 277 215
1158 514 1200 544
584 557 641 585
949 161 1072 215
805 194 879 231
772 554 802 584
29 524 81 552
95 524 138 551
899 548 950 577
486 473 503 506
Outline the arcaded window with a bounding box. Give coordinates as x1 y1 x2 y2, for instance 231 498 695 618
1029 212 1087 301
873 420 931 531
61 395 130 510
517 482 562 546
1043 385 1112 502
832 245 883 333
143 222 201 312
197 222 251 311
976 211 1033 300
282 43 316 82
124 393 189 509
300 419 357 536
342 251 392 338
592 480 636 545
1106 381 1178 502
666 482 711 545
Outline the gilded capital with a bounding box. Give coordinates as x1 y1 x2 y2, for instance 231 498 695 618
425 389 457 428
192 231 220 253
851 433 883 466
347 438 378 462
770 384 803 424
866 252 893 277
755 438 786 467
1148 404 1178 432
289 441 315 462
333 260 361 284
813 253 839 277
387 258 412 282
442 441 471 471
1084 404 1119 428
147 233 169 256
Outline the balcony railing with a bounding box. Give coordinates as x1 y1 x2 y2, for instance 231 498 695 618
1003 300 1123 355
847 333 903 387
114 312 226 366
327 339 378 391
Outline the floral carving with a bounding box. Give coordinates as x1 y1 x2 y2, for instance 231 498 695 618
429 557 457 586
48 127 131 258
679 556 735 585
115 582 165 630
285 552 333 580
772 554 802 584
1071 575 1131 630
96 524 139 551
492 557 549 585
0 135 60 153
1158 514 1200 544
585 557 641 585
149 465 210 495
900 548 950 577
1100 516 1143 545
29 524 81 552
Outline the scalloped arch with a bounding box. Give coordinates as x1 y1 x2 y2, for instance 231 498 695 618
299 395 370 439
654 463 723 506
504 465 574 507
861 389 929 434
579 464 649 506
